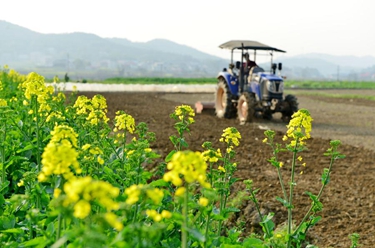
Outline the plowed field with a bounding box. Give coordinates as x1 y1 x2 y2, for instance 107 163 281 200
80 89 375 247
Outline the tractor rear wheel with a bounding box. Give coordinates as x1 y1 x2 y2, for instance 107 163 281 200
237 92 256 123
215 79 237 118
282 94 299 122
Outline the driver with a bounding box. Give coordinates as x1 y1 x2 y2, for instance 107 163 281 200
243 53 257 75
240 53 257 92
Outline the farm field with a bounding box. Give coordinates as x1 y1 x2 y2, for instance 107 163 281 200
77 89 375 247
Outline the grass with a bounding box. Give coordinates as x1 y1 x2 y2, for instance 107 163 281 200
101 77 217 85
284 80 375 89
286 90 375 101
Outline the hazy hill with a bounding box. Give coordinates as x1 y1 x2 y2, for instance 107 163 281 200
0 20 374 80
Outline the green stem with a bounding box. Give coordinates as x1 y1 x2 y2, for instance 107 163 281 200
287 141 298 248
204 211 211 248
217 152 229 236
250 187 271 238
1 118 6 185
132 205 138 224
56 176 64 240
181 183 189 248
105 137 122 161
57 213 62 240
292 152 335 237
34 98 41 173
209 162 213 187
270 141 288 201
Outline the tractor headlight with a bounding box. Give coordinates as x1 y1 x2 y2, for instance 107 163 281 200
266 80 275 92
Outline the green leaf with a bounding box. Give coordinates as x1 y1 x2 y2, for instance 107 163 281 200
186 227 205 242
179 138 189 148
46 222 55 236
16 144 35 153
169 136 178 146
225 207 240 213
165 150 177 162
260 213 275 237
0 228 23 234
51 236 68 248
0 193 4 205
149 179 169 187
276 196 289 207
310 216 322 225
242 237 266 247
21 236 47 246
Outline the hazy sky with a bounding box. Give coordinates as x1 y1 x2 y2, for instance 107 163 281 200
1 0 374 60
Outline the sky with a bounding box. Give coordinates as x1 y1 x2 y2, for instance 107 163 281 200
1 0 374 61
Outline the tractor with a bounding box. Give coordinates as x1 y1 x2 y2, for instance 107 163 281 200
214 40 298 123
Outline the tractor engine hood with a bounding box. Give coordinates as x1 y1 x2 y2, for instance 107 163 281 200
259 73 283 81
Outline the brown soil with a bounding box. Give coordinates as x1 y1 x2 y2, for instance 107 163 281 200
80 89 375 247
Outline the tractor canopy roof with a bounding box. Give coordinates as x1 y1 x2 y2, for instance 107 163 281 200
219 40 286 53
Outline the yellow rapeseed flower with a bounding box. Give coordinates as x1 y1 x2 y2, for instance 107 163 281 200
161 210 172 219
97 156 104 165
54 188 62 198
146 188 164 205
63 176 120 219
114 111 135 134
202 148 222 163
175 187 186 197
104 212 123 231
284 109 313 146
146 209 162 222
163 151 210 188
198 197 209 207
124 184 143 205
74 200 91 219
0 98 7 107
172 105 195 125
221 127 241 147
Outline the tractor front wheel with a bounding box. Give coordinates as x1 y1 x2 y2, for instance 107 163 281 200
215 79 237 118
282 94 299 122
237 92 256 123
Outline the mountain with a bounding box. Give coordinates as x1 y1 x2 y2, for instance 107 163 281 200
0 20 374 81
277 54 375 80
0 20 227 79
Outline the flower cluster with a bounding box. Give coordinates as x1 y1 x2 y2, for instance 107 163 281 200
163 151 210 188
220 127 241 153
0 98 7 107
113 110 136 142
73 95 109 125
124 184 165 205
63 176 120 219
19 72 54 114
283 109 313 147
171 104 195 124
38 125 80 181
7 68 27 85
145 209 172 222
114 111 135 133
202 142 222 163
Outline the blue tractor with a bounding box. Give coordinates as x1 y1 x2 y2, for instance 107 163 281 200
215 40 298 123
